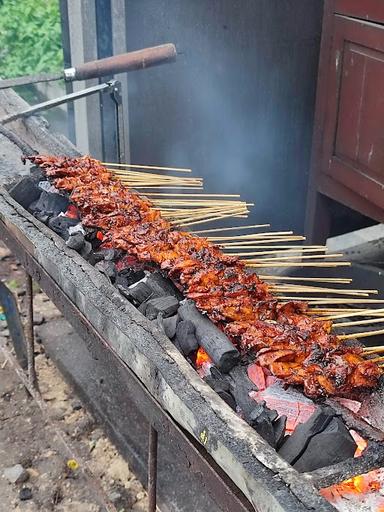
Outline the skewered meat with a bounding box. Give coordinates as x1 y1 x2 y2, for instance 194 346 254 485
24 155 381 398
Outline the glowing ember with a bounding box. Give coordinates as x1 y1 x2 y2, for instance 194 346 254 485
195 347 211 367
320 431 384 511
321 469 384 511
65 204 79 219
350 430 368 458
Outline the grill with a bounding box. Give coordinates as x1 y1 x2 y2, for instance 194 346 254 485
2 85 384 512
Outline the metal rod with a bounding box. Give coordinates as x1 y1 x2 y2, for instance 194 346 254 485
25 272 37 389
110 81 126 164
1 81 117 124
148 425 158 512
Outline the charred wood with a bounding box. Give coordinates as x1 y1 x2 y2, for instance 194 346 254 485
66 232 85 252
178 300 240 373
174 320 198 355
308 442 384 489
278 407 356 473
156 313 179 339
8 177 41 210
145 296 179 321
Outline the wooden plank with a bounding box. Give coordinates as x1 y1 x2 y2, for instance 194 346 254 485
318 174 384 223
334 0 384 23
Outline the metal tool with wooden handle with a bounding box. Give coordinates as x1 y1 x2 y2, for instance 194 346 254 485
0 43 176 89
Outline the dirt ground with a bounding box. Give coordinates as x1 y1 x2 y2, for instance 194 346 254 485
0 241 148 512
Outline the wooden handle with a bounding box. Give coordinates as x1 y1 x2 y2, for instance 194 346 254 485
71 43 176 81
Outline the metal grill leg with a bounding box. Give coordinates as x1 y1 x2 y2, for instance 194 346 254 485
25 273 37 389
148 425 158 512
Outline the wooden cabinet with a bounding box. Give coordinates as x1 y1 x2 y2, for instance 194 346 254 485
306 0 384 242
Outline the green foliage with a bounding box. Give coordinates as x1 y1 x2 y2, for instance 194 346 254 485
0 0 63 78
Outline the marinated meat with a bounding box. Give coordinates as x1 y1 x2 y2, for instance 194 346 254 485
25 155 381 398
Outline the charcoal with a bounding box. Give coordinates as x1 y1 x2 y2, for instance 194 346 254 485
273 415 287 449
80 240 93 260
278 406 357 472
227 365 257 418
9 177 41 210
116 284 131 300
105 249 122 261
249 406 276 447
278 407 335 464
294 417 357 472
30 190 69 216
34 211 51 224
48 216 78 240
265 409 278 423
93 248 120 262
204 368 231 394
138 302 148 315
145 296 179 320
146 272 183 300
128 282 153 304
217 390 237 411
157 313 178 339
92 251 106 264
174 320 198 355
94 260 116 280
178 300 240 373
30 166 45 183
66 232 85 252
115 269 145 289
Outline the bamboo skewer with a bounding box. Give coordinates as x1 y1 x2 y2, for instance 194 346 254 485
132 186 205 190
114 175 202 183
279 298 384 304
170 205 250 222
363 355 384 363
321 308 384 321
152 200 248 206
142 193 242 198
247 262 352 268
225 245 325 251
363 346 384 354
177 209 251 227
339 329 384 340
110 168 198 179
243 253 345 262
220 238 308 247
260 276 353 284
207 231 294 241
232 248 329 257
334 317 384 328
220 237 307 246
158 204 249 219
308 308 370 315
271 286 376 297
192 224 270 234
104 162 192 172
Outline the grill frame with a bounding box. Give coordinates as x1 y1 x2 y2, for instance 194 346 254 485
0 185 334 512
1 85 383 511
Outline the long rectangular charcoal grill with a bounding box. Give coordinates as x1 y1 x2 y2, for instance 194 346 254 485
2 88 384 512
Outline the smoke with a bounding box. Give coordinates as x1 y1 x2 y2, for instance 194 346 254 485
126 0 322 232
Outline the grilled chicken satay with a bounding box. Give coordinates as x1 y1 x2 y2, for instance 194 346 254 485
25 155 381 398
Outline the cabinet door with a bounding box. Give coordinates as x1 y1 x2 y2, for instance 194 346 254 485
321 15 384 210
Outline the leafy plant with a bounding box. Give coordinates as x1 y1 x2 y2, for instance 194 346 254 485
0 0 63 78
